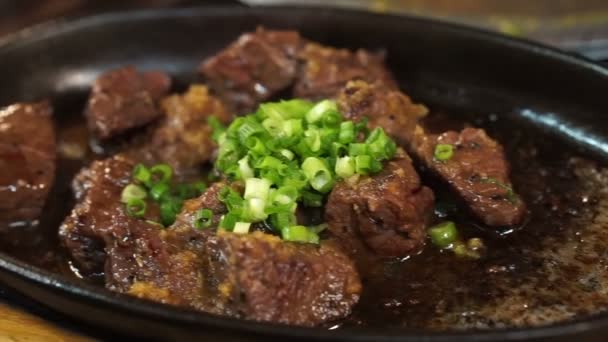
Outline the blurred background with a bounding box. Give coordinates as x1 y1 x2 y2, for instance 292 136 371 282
1 0 608 60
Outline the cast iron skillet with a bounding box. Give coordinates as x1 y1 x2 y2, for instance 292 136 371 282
1 5 608 341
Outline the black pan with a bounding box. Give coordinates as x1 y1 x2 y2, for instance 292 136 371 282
1 5 608 341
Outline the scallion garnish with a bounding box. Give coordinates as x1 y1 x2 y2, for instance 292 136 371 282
126 198 147 218
194 208 214 229
149 164 173 185
121 184 147 203
434 143 454 161
212 98 398 244
429 221 458 248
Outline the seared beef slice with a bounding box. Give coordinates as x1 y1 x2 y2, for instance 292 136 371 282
338 80 526 227
200 28 302 114
326 152 434 257
294 43 397 100
0 102 55 226
135 84 231 171
86 66 171 139
413 128 526 226
59 155 166 279
205 231 361 326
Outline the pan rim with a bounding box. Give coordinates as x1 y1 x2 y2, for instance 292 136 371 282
1 5 607 340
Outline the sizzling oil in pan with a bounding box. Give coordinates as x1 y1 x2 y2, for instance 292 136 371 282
1 98 607 331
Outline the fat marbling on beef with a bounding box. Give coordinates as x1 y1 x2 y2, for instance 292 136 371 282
85 66 171 139
337 80 526 227
0 102 55 227
325 151 434 257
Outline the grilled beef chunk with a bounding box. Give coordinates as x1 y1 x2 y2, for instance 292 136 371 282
337 80 428 146
0 102 55 227
200 28 302 114
60 158 359 325
59 154 164 277
326 152 434 257
85 66 171 139
413 128 526 226
133 84 232 172
294 43 397 100
203 231 361 326
338 80 526 226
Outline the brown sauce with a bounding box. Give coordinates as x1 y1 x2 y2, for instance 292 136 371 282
1 102 607 331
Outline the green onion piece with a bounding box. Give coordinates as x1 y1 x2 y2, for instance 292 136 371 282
349 143 368 156
255 156 285 171
310 223 328 234
279 149 295 161
219 212 239 231
434 143 454 161
243 198 267 221
238 156 254 180
194 208 214 229
282 119 303 137
301 157 334 193
121 184 147 203
335 156 355 178
149 182 170 201
270 212 296 231
237 119 265 145
160 197 182 226
244 136 267 155
330 142 348 158
262 117 284 137
305 99 337 124
244 178 272 201
126 198 147 218
429 221 459 248
339 121 355 144
233 222 251 234
354 117 369 136
219 187 244 211
259 99 313 121
281 225 320 244
304 129 322 152
150 164 173 185
132 164 151 186
301 190 323 207
208 116 226 142
270 185 299 206
322 110 342 127
355 155 373 175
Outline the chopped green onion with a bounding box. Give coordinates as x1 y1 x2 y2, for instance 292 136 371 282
126 198 147 218
283 119 303 137
429 221 459 248
302 157 334 193
237 120 265 144
281 225 319 244
434 144 454 161
305 99 337 124
244 178 272 201
233 222 251 234
160 197 182 226
355 155 373 175
279 149 294 161
121 184 147 203
149 182 170 201
219 212 239 231
194 208 214 229
301 190 323 207
149 164 173 185
349 143 368 156
304 129 322 152
262 117 284 137
339 121 355 144
335 156 355 179
238 156 254 180
133 164 151 185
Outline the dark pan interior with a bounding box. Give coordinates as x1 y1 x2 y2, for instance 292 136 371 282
0 5 607 341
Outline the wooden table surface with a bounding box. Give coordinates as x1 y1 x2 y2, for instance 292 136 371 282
1 1 608 341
